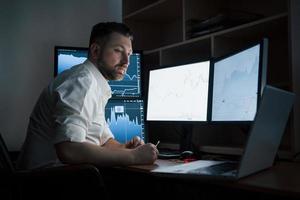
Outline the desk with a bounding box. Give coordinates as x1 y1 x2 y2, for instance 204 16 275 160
101 160 300 200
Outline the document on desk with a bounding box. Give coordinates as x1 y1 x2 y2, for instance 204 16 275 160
151 160 223 174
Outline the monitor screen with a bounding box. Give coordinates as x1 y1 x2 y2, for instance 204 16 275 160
211 40 268 122
108 51 141 98
54 46 142 98
105 99 145 143
146 61 210 121
55 47 88 75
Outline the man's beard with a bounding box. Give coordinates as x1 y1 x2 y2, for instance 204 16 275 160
97 60 126 81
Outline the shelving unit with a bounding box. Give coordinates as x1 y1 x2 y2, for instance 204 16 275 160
123 0 299 159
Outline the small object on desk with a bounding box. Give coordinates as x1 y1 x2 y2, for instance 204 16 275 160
158 149 181 159
158 150 195 160
183 158 197 163
180 150 194 160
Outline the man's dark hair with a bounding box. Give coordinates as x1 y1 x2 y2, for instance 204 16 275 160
89 22 133 47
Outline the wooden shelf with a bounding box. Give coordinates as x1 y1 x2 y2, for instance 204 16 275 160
143 13 287 55
123 0 299 159
124 0 182 23
123 0 161 17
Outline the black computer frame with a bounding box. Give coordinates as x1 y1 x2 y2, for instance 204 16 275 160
54 45 147 141
207 38 269 124
105 49 146 140
145 38 268 125
144 39 268 152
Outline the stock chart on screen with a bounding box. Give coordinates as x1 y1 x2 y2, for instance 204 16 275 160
108 52 141 97
55 47 141 97
105 99 145 143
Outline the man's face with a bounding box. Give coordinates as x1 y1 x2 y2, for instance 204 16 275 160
95 32 132 81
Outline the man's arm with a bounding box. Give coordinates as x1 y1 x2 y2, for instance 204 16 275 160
103 136 145 149
55 141 157 167
103 138 125 149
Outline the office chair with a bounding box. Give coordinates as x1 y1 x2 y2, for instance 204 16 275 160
0 132 107 200
0 133 15 172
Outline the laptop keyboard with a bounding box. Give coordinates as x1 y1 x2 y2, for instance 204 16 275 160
188 162 238 175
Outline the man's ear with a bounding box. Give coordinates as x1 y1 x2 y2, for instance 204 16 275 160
89 43 100 60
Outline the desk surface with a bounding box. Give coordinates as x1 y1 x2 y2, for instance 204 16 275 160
126 160 300 198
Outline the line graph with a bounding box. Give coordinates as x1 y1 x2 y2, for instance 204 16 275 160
212 45 260 121
56 49 142 97
109 53 141 97
57 49 87 74
147 61 210 121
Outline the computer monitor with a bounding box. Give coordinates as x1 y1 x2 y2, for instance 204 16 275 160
146 60 210 122
54 46 142 98
54 46 88 75
109 51 142 98
105 99 145 143
210 39 268 122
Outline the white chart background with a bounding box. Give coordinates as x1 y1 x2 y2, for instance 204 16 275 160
147 61 210 121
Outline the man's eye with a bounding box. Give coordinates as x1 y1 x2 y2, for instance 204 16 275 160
115 49 122 53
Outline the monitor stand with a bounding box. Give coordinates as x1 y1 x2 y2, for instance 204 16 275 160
179 124 194 152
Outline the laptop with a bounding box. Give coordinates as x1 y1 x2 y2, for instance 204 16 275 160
151 85 295 180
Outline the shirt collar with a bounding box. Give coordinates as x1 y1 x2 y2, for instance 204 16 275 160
84 60 112 98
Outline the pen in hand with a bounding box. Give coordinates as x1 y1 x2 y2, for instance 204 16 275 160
155 140 160 147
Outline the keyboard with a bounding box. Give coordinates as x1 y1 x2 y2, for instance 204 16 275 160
188 162 238 175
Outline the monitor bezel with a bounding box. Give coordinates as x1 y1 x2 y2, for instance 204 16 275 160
145 59 212 124
208 38 268 124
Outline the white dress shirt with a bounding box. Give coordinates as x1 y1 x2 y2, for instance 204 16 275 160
17 60 114 170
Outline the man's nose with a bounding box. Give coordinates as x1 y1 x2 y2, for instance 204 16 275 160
122 53 130 65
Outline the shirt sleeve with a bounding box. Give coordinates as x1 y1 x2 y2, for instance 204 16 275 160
99 121 115 146
52 74 92 144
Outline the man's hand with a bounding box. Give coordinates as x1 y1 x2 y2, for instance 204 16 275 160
125 136 144 149
132 143 159 165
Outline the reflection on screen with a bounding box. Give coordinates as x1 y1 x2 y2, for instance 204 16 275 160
147 61 210 121
105 99 145 143
55 47 141 97
212 44 260 121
